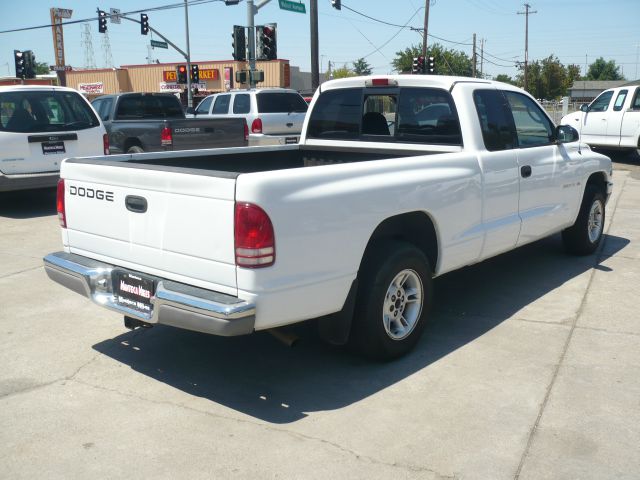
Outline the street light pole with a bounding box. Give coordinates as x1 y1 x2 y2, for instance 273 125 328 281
184 0 192 107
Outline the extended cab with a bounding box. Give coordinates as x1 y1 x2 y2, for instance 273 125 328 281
91 92 247 154
44 76 612 359
561 85 640 156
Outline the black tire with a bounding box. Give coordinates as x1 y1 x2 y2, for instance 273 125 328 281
350 241 433 360
562 185 606 255
127 145 144 154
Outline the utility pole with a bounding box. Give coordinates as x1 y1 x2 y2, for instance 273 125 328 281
310 0 319 89
422 0 430 57
184 0 192 107
518 3 537 91
480 38 485 79
472 33 477 77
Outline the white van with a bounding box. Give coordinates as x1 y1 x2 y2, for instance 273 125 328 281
0 85 108 192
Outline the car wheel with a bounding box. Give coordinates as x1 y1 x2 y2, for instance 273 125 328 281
350 241 433 360
562 185 605 255
127 145 144 154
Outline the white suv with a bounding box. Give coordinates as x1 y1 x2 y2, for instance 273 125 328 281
192 88 308 146
0 85 108 192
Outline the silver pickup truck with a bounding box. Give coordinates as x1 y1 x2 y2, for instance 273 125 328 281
91 92 247 154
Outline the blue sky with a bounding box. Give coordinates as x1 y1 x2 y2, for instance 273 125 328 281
1 0 638 80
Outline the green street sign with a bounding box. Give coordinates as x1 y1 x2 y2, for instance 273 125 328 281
278 0 306 14
151 40 168 49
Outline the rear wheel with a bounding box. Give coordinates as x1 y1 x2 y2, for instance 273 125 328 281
562 185 605 255
127 145 144 154
350 241 433 360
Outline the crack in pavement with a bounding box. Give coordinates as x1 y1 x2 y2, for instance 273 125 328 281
513 173 629 479
70 376 456 479
0 265 44 280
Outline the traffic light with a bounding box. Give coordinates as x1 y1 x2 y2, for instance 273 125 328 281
331 0 341 10
232 25 246 61
411 57 419 74
176 65 187 84
427 56 436 74
24 50 36 79
417 56 425 74
14 50 25 79
97 10 107 33
140 13 149 35
190 64 199 83
256 23 277 61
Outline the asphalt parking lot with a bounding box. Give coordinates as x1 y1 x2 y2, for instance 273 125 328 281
1 151 639 479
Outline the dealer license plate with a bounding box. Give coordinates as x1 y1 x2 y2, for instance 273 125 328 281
285 136 298 144
41 141 66 155
114 271 155 314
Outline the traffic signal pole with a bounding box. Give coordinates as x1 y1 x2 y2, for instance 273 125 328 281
184 0 193 107
247 0 273 89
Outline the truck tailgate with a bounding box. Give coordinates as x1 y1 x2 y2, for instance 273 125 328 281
60 159 238 295
171 118 246 150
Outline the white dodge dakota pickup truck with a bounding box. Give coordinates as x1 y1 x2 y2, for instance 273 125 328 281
561 84 640 155
44 75 613 359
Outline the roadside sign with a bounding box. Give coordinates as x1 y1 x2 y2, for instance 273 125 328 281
109 8 121 24
49 65 73 72
53 8 73 19
278 0 306 14
151 40 168 49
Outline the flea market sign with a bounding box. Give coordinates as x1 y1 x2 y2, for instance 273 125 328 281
78 82 104 94
163 68 219 82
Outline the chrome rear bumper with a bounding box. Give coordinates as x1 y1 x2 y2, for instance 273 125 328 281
43 252 255 336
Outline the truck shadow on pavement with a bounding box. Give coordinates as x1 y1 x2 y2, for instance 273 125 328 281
92 233 629 424
0 188 57 219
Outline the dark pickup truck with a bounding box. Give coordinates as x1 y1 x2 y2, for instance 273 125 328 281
91 92 247 154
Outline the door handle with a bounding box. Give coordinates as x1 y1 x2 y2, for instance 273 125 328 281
521 165 532 178
125 195 148 213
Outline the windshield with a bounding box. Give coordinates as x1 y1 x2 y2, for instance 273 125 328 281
257 92 308 113
0 90 100 133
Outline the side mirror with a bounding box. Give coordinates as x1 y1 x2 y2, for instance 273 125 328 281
579 103 589 112
185 107 196 115
556 125 579 144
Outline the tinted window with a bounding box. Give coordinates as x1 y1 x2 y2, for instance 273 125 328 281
0 90 100 133
396 88 461 145
233 94 251 114
503 91 554 147
473 89 517 151
257 92 308 113
195 96 213 114
306 88 362 140
212 95 231 114
92 97 112 121
116 95 183 119
589 91 614 112
632 88 640 110
613 90 628 111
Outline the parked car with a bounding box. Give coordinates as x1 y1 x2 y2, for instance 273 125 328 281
91 92 247 154
191 88 308 146
45 75 612 360
561 85 640 155
0 85 107 192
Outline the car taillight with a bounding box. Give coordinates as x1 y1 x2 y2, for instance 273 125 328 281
57 179 66 228
161 127 173 146
103 133 110 155
251 118 263 134
244 120 249 141
234 203 275 268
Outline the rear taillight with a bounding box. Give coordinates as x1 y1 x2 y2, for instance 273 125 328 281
57 179 66 228
161 127 173 146
103 133 110 155
234 203 275 268
251 118 263 134
244 120 249 142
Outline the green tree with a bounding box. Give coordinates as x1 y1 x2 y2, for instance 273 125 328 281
565 64 582 91
494 74 516 85
541 55 567 99
586 57 624 81
352 57 372 76
35 61 50 75
392 43 473 76
331 64 354 79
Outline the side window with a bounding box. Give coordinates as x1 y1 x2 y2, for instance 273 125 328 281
306 88 362 140
589 91 614 112
233 94 251 114
503 91 554 147
473 89 517 151
195 96 213 114
212 95 231 114
632 88 640 110
396 87 461 145
613 90 628 112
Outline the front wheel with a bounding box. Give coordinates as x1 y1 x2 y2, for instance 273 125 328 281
562 185 606 255
350 241 433 360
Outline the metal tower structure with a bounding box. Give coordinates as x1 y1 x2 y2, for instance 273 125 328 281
101 30 114 68
80 23 97 70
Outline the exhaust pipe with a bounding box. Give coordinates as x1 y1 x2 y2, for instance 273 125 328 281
124 316 153 330
268 328 299 347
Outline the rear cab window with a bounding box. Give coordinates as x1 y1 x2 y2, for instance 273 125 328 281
116 95 183 119
307 86 461 146
0 90 100 133
256 92 308 114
